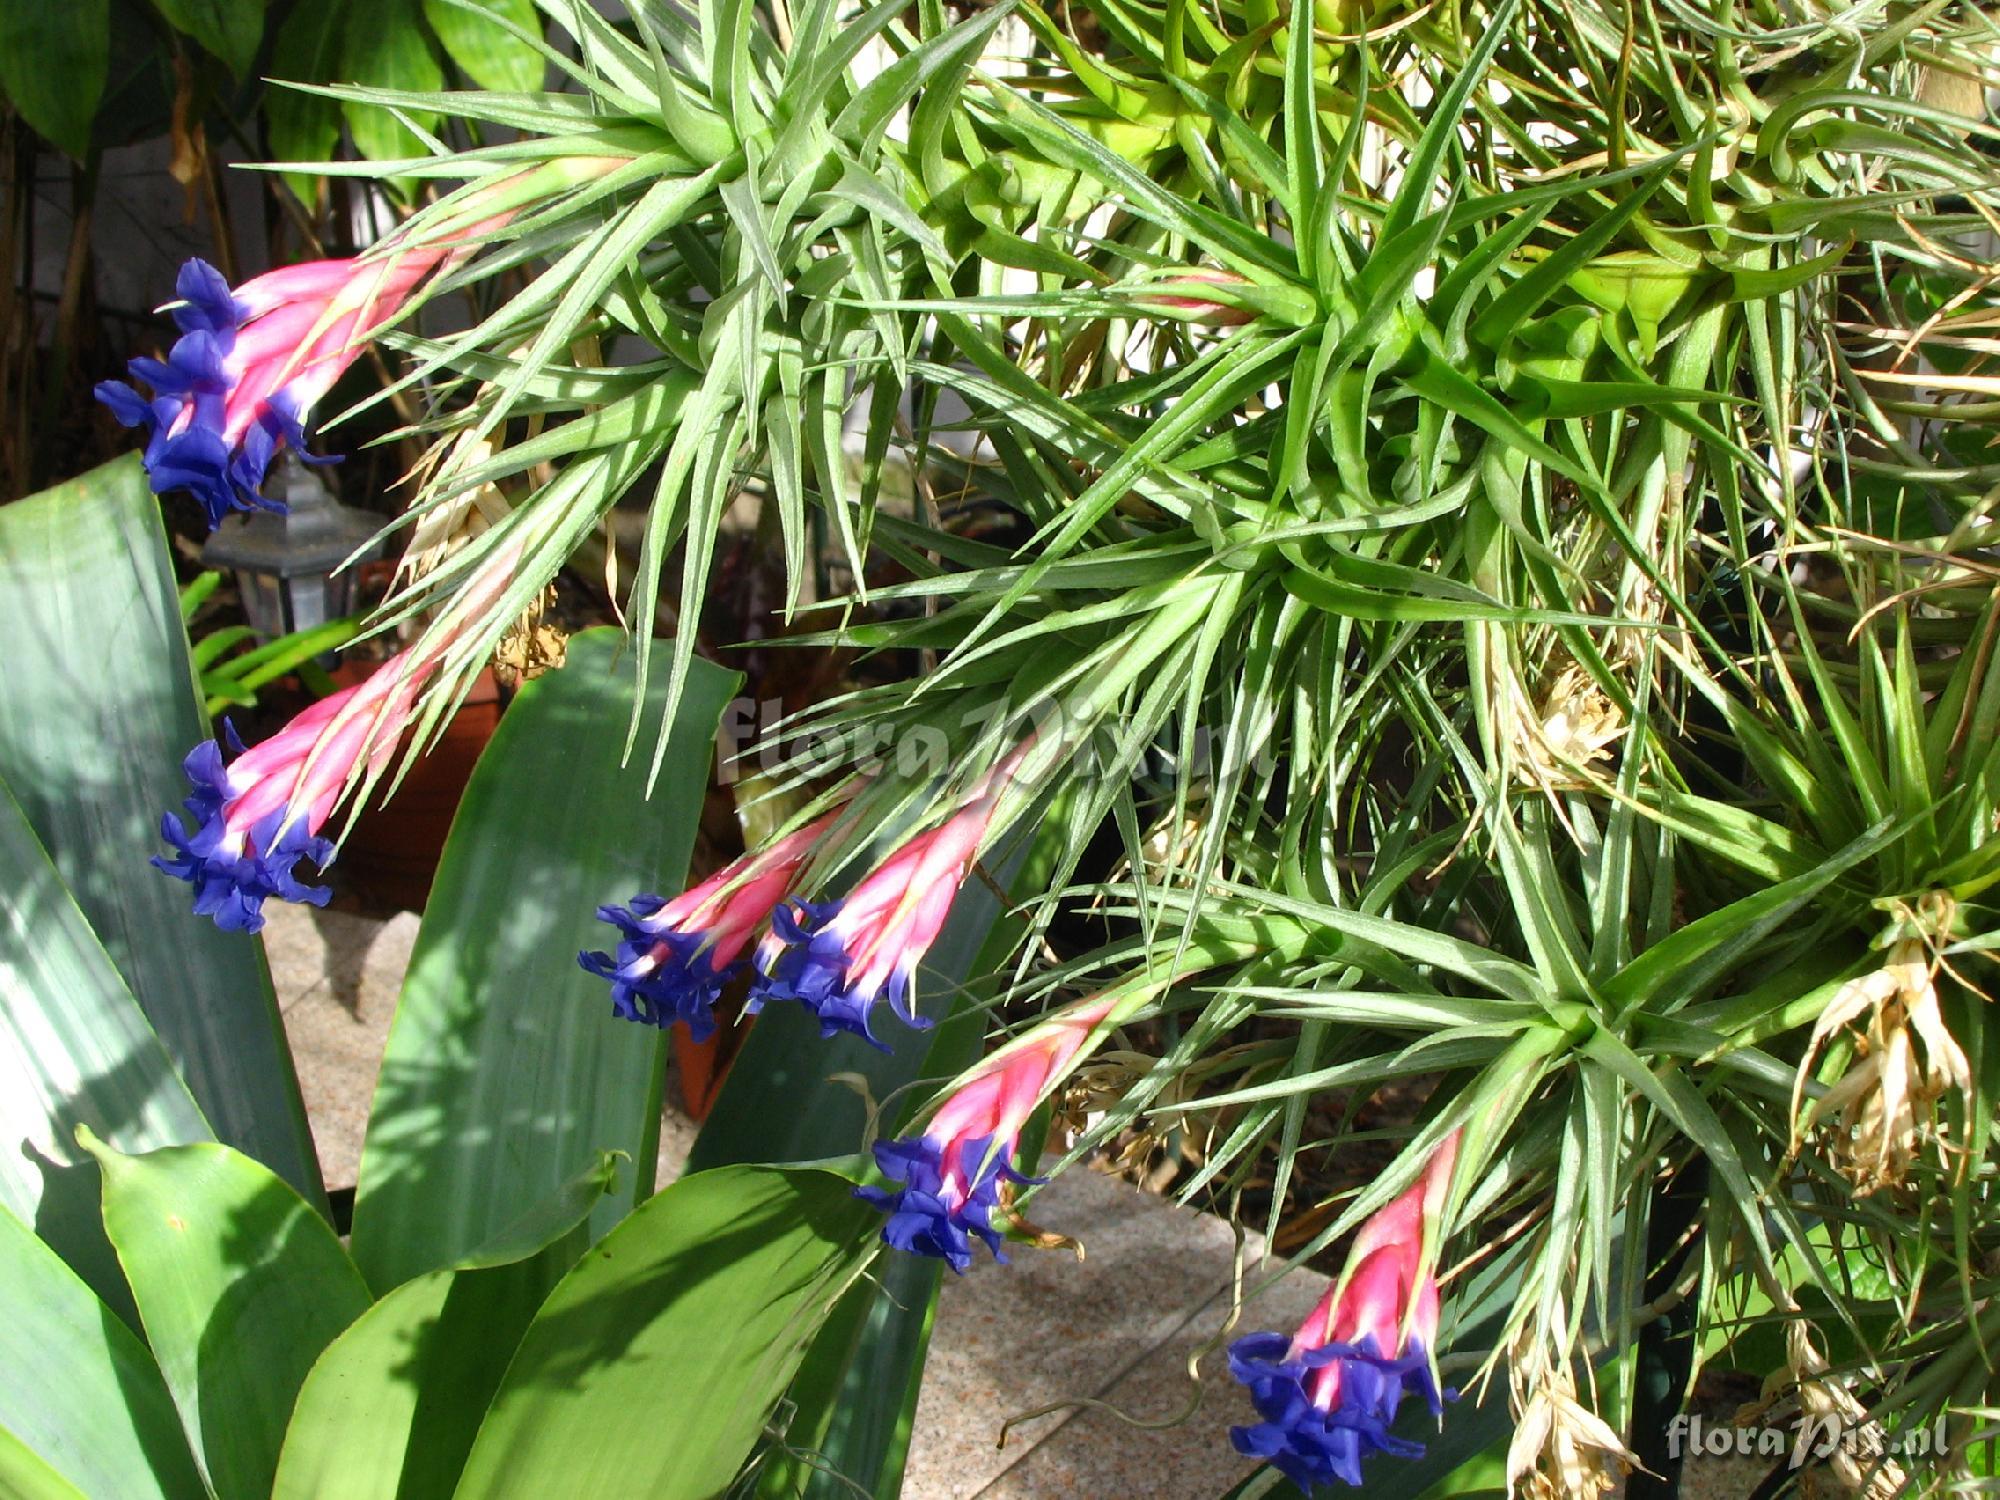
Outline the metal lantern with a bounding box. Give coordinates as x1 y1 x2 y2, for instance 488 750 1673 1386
200 454 381 638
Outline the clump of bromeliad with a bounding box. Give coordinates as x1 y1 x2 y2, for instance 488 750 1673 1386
119 215 1463 1487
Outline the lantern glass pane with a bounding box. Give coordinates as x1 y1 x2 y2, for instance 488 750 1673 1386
235 570 289 639
283 573 334 636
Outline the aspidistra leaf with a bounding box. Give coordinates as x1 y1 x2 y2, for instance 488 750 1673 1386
81 1135 372 1500
0 458 320 1206
350 629 738 1291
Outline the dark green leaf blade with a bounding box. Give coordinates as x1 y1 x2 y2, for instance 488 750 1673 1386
270 1153 621 1500
766 1250 940 1500
0 772 212 1316
0 456 321 1204
147 0 264 78
268 2 346 202
423 0 545 91
349 628 738 1291
342 0 444 163
0 0 108 156
0 1202 203 1500
449 1165 876 1500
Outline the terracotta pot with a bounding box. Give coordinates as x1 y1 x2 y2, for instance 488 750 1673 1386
328 667 504 914
673 988 755 1121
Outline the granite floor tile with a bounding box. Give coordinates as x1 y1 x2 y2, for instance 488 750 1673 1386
656 1099 701 1187
905 1167 1275 1499
265 903 417 1189
971 1210 1332 1498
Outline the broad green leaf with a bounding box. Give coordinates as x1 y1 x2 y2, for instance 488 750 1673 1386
270 1153 620 1500
147 0 265 78
268 2 345 203
0 775 211 1316
0 0 107 156
0 1428 88 1500
0 1203 202 1500
81 1134 373 1500
349 629 738 1292
0 456 320 1204
424 0 544 91
450 1166 876 1500
343 0 444 166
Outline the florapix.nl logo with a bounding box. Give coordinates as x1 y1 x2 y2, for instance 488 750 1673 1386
1667 1412 1947 1467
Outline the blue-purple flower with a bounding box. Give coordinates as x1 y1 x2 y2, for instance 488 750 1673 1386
97 158 639 528
857 993 1117 1272
1228 1132 1460 1490
96 255 443 528
579 811 838 1039
857 1131 1026 1273
155 650 423 932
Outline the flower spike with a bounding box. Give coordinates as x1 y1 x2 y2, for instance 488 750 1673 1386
155 535 527 931
97 251 453 528
97 158 623 528
1228 1131 1461 1491
750 748 1026 1048
858 993 1118 1272
153 651 426 932
579 809 843 1039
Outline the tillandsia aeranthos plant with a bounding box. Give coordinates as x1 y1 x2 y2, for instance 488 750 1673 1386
73 0 2000 1489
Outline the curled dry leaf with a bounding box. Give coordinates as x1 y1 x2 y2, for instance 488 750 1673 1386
1507 1314 1639 1500
1734 1321 1904 1499
1790 895 1973 1195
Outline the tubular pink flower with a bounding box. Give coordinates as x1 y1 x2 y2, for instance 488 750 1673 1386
156 534 529 931
153 651 429 931
97 251 455 528
1131 269 1260 326
857 994 1118 1272
751 750 1028 1047
579 809 845 1038
1229 1131 1461 1490
96 157 626 528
